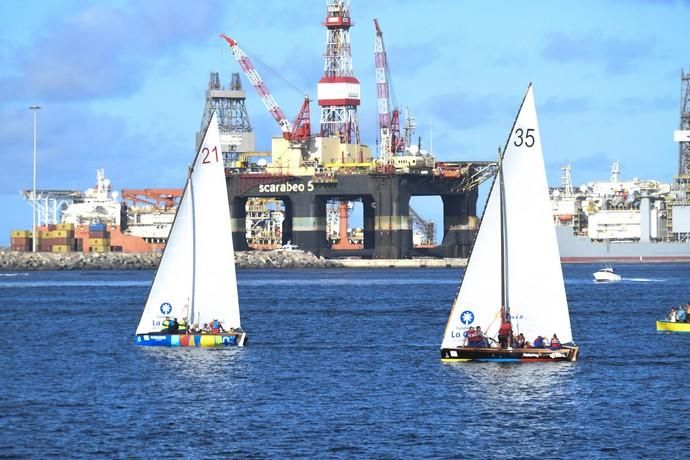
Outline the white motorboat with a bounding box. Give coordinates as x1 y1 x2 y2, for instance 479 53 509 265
593 266 621 282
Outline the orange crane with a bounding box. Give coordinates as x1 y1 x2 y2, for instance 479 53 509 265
121 189 182 210
220 34 311 143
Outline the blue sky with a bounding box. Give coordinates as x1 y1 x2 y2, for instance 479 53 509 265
1 0 689 245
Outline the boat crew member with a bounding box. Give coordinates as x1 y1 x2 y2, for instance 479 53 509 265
210 319 225 333
515 333 526 348
465 326 478 346
498 321 512 349
161 316 171 333
533 336 545 348
168 317 179 333
178 318 188 334
677 307 687 323
550 334 561 350
475 326 488 347
667 308 677 322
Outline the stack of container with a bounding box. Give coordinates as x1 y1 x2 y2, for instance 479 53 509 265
10 230 33 251
88 223 110 252
40 224 76 252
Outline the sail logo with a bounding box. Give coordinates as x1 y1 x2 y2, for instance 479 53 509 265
460 310 474 325
160 302 172 315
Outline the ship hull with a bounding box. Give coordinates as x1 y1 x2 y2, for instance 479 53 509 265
656 320 690 332
556 226 690 263
440 345 579 362
135 332 247 347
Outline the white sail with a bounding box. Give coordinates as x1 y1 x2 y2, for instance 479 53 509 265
442 85 573 348
136 113 241 334
441 172 503 348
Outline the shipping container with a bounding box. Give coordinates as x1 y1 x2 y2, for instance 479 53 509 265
89 238 111 246
56 223 75 231
44 230 74 239
89 244 110 253
52 245 70 253
11 237 32 251
89 223 107 231
11 230 32 238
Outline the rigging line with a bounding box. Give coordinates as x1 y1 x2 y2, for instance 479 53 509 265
239 42 308 97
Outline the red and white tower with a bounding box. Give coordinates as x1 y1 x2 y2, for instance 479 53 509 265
318 0 360 144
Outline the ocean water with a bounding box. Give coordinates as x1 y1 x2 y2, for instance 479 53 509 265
2 264 689 458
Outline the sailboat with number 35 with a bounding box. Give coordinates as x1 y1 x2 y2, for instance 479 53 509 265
440 84 579 362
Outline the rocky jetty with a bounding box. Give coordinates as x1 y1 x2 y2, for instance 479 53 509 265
0 249 340 271
234 250 341 269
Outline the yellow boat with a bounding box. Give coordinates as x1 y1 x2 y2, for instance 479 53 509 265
656 320 690 332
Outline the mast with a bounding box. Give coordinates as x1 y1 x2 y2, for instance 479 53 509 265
189 169 197 325
498 147 509 324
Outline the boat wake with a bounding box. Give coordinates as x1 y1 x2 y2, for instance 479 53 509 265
0 273 29 277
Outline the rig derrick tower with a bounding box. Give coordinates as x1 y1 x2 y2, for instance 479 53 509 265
198 72 255 163
677 69 690 176
318 0 360 144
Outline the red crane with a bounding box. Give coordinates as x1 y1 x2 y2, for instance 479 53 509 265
220 34 311 143
373 19 404 162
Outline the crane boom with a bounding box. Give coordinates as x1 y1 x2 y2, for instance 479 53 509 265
220 34 292 138
373 19 391 161
373 19 404 162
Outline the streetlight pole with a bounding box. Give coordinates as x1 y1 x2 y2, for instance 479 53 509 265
29 105 41 252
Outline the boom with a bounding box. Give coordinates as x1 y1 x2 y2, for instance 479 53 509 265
220 34 292 138
373 19 404 162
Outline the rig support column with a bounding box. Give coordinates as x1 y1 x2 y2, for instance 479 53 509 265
289 194 327 255
441 194 475 258
373 176 412 258
363 196 376 250
230 197 248 251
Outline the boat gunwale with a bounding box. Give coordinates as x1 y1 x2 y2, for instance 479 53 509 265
440 345 579 362
655 320 690 332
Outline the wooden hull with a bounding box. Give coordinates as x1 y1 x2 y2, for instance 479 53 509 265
441 345 579 362
656 320 690 332
136 332 248 347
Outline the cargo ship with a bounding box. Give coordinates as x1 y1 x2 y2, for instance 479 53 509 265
551 162 690 262
551 67 690 263
13 169 179 253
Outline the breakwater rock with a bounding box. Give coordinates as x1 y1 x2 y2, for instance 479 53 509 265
0 249 340 271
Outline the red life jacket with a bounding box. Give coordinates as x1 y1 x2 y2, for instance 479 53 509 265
550 337 561 348
466 329 478 342
498 323 512 336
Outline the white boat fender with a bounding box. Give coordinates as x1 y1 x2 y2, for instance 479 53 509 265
239 332 248 347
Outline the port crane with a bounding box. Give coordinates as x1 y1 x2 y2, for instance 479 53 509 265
373 19 405 163
220 34 311 143
121 189 182 210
